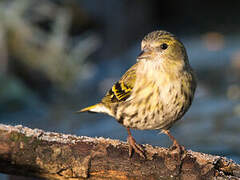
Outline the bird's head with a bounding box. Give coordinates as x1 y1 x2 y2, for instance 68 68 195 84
137 30 189 71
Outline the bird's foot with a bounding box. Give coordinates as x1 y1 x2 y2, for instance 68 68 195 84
162 129 186 159
127 135 145 158
170 140 186 155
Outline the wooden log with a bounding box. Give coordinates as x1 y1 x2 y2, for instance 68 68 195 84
0 124 239 180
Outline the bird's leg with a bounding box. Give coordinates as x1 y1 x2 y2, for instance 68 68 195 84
126 128 145 158
161 129 185 154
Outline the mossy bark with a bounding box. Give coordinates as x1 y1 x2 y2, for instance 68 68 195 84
0 124 239 180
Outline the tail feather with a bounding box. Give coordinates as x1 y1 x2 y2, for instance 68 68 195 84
77 103 111 115
77 104 99 113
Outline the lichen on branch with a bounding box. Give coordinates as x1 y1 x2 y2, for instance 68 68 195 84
0 124 239 179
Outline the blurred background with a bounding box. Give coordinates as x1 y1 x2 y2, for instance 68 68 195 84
0 0 240 179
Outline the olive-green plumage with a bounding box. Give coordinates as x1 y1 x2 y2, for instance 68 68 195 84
79 30 196 157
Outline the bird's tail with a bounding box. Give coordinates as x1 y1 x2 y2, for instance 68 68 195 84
77 103 110 114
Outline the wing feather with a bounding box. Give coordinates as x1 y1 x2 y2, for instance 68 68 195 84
101 63 137 104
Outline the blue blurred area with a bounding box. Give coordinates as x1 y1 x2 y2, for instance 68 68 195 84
0 0 240 179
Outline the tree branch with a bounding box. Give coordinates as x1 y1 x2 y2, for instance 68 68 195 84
0 124 239 179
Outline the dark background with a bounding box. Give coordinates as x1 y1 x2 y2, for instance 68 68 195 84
0 0 240 179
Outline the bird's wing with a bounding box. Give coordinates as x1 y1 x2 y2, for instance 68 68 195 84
102 63 137 104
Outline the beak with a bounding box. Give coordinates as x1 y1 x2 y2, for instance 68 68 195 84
137 49 152 61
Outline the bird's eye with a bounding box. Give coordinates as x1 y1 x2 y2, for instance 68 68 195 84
160 43 168 50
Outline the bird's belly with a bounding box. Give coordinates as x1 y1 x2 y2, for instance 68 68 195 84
122 105 184 130
118 87 190 130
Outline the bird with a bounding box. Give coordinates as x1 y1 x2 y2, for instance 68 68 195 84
78 30 196 158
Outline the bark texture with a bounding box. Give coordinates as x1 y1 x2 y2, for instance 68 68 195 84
0 124 239 180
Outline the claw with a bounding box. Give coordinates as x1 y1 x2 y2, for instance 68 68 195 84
171 139 185 154
162 129 186 157
127 128 145 158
